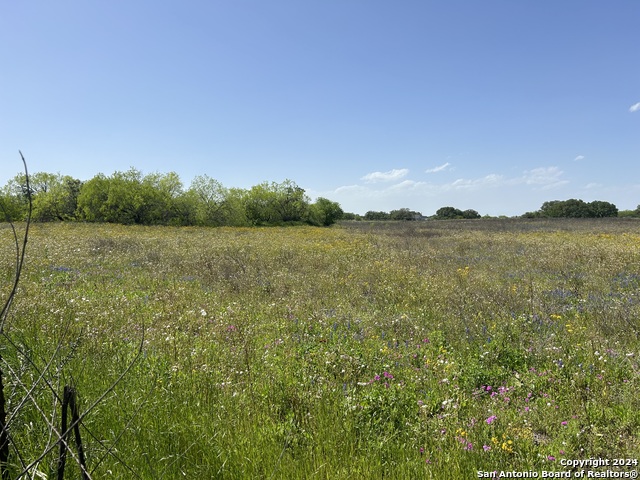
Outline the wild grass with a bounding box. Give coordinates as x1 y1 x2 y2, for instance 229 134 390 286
1 219 639 478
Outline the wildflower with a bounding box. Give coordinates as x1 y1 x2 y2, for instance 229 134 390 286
465 442 473 451
561 421 567 426
483 445 491 452
486 415 497 425
501 440 514 453
548 455 556 461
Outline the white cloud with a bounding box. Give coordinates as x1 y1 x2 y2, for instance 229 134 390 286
334 184 366 194
522 167 568 189
425 162 450 174
574 155 585 161
629 102 640 113
447 174 505 190
361 168 409 183
389 180 418 190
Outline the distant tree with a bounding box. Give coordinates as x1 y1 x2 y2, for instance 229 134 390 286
539 199 588 218
389 208 422 220
588 200 618 218
538 199 618 218
461 209 481 219
434 206 463 219
521 210 543 218
617 209 637 218
364 211 390 220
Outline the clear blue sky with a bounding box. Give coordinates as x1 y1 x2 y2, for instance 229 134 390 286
1 1 639 216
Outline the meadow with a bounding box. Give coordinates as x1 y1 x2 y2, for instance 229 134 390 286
1 219 639 479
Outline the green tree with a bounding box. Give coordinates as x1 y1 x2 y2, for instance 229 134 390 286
389 208 422 220
272 180 309 223
587 200 618 218
103 168 145 224
77 173 109 222
434 206 463 219
243 180 310 225
461 209 481 219
364 211 390 220
139 171 184 225
77 169 144 224
188 175 231 226
538 199 617 218
7 172 82 221
308 197 344 226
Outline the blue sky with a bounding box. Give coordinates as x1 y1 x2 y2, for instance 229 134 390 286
1 1 639 216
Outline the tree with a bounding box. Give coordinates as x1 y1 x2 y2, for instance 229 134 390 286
461 209 481 219
33 175 82 221
77 173 110 222
588 200 618 218
243 180 310 225
188 174 229 226
389 208 422 220
272 180 309 223
308 197 344 226
3 172 82 222
0 181 28 221
538 199 618 218
139 171 184 225
364 211 390 220
435 206 463 219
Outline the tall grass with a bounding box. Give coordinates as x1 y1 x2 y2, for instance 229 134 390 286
1 219 639 478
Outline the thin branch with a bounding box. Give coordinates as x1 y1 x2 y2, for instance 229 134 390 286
0 152 31 334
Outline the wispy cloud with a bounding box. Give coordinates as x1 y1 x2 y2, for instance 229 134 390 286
630 102 640 113
448 174 505 190
522 167 568 189
425 162 450 174
574 155 585 161
361 168 409 183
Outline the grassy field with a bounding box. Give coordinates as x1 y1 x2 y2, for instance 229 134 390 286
1 219 640 479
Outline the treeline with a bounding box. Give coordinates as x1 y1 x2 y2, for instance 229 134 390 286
347 199 638 222
353 206 481 221
0 169 344 226
523 199 620 218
